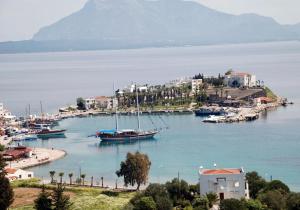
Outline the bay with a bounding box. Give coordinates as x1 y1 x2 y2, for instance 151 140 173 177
1 41 300 190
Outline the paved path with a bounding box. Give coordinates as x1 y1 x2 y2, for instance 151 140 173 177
7 148 66 169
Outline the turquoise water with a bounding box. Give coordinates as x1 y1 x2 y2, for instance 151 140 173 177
22 105 300 191
1 41 300 190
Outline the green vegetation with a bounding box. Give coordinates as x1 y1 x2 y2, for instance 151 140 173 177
116 152 151 190
0 154 14 210
0 143 5 151
76 97 85 110
52 184 72 210
11 178 42 188
34 185 52 210
264 86 277 100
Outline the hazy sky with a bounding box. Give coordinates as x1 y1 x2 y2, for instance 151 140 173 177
0 0 300 42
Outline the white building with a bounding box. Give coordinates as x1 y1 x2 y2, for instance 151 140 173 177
0 103 16 122
191 79 203 94
5 168 34 181
165 77 192 88
83 98 96 110
199 167 249 200
224 72 256 88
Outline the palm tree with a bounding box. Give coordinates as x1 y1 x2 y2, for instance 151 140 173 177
206 192 219 208
49 171 56 184
68 173 73 185
81 174 86 186
58 172 64 184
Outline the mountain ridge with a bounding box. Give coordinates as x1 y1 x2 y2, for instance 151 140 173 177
1 0 299 53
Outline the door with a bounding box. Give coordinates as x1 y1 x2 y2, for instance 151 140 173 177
219 193 225 200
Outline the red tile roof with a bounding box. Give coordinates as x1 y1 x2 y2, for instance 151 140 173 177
5 168 17 174
258 97 273 103
202 169 241 175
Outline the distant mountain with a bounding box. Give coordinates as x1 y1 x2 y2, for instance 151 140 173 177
1 0 300 53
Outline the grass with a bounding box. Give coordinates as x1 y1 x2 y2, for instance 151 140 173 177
11 180 136 210
264 86 278 100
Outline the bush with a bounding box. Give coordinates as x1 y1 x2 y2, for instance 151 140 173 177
101 190 119 197
0 144 5 152
287 193 300 210
258 190 286 210
243 199 264 210
192 197 209 210
263 180 290 195
133 196 156 210
165 178 190 204
220 198 247 210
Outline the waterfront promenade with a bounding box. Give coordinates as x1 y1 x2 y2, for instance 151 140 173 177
8 148 66 169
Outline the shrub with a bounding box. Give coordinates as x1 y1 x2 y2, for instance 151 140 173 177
220 198 247 210
258 190 286 210
263 180 290 195
133 196 156 210
286 192 300 210
101 190 119 197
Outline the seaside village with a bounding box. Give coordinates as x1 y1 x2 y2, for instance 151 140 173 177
0 70 288 202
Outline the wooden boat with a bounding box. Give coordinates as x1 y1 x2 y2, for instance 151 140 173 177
36 128 66 138
97 85 158 142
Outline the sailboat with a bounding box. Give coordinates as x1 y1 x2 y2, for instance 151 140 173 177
96 85 158 142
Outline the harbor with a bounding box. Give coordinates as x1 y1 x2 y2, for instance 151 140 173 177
1 42 300 193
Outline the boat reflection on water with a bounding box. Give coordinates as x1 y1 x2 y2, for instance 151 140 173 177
98 137 158 148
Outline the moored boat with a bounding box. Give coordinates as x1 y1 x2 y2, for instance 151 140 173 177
203 115 226 123
96 84 158 142
195 107 225 116
36 128 66 138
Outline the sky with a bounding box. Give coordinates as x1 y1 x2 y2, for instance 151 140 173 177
0 0 300 42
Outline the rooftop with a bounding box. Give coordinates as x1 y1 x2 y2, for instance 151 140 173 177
201 168 242 175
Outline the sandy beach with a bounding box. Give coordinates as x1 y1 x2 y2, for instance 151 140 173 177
7 147 66 169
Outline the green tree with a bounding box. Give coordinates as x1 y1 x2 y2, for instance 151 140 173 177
49 171 56 184
58 172 64 184
0 175 14 210
116 152 151 190
192 197 209 210
52 184 72 210
133 196 156 210
263 180 290 195
144 183 172 210
165 178 190 205
34 185 52 210
0 154 14 210
81 174 86 185
68 173 73 185
242 199 264 210
287 192 300 210
220 198 247 210
246 171 267 198
258 190 286 210
76 97 85 110
0 154 6 174
206 192 218 208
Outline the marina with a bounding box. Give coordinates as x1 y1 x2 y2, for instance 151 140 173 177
1 42 300 192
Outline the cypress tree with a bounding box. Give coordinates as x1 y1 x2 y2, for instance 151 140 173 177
34 185 52 210
0 154 14 210
52 184 72 210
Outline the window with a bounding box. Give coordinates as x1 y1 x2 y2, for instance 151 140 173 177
28 174 32 178
234 181 240 187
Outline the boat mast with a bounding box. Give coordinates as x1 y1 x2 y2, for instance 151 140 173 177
136 84 141 131
113 84 119 131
